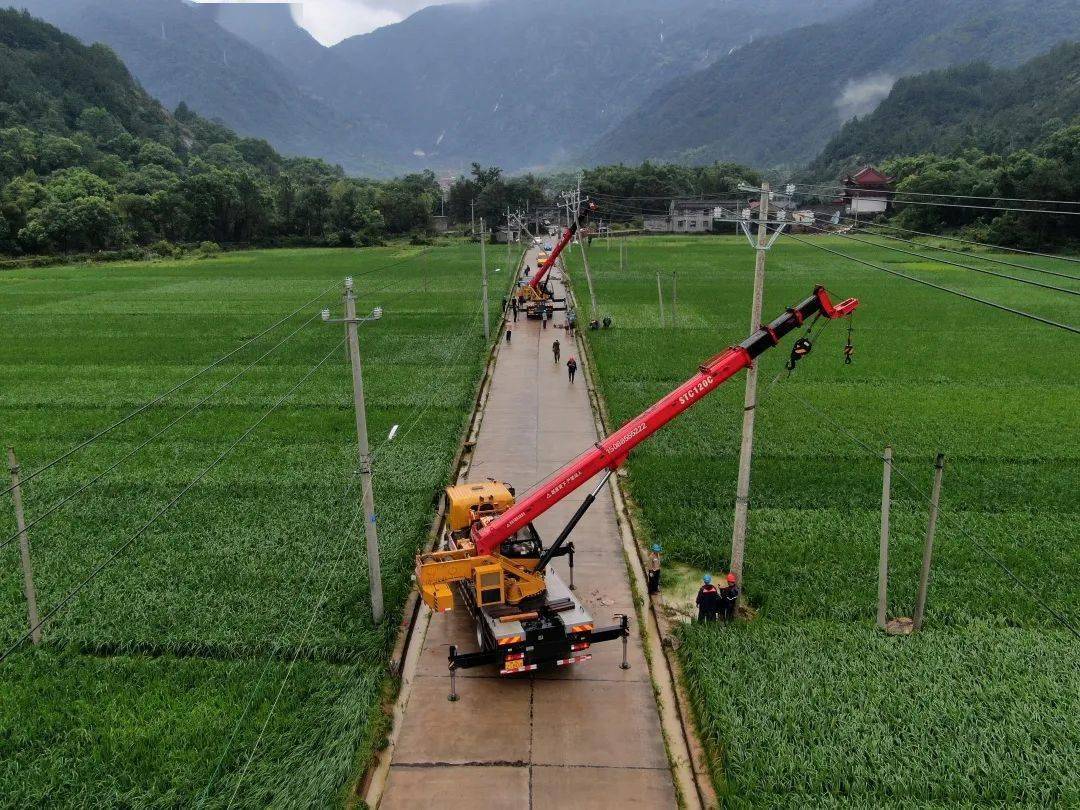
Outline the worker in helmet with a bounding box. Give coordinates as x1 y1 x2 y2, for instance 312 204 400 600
720 572 740 622
647 544 662 594
696 574 720 622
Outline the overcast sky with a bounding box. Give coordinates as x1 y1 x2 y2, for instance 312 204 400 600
199 1 469 45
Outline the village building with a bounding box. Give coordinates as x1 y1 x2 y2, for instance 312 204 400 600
645 198 745 233
839 166 895 216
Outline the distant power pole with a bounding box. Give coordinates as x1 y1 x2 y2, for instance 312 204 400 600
470 199 476 237
321 281 384 623
506 205 512 270
480 219 490 341
877 445 893 630
656 273 666 326
7 447 41 644
671 271 678 328
729 181 771 584
913 453 945 631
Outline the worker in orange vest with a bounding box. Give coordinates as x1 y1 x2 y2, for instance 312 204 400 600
720 572 740 621
696 574 720 622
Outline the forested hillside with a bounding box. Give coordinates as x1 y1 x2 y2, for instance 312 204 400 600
809 43 1080 179
15 0 393 175
0 9 436 256
588 0 1080 169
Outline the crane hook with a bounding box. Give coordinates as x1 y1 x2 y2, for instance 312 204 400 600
785 337 813 371
843 314 854 365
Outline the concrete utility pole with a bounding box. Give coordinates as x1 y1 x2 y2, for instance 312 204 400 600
470 199 476 237
671 271 677 328
913 453 945 631
877 445 893 630
7 447 41 644
322 280 384 622
729 182 771 583
656 272 666 326
480 219 490 341
576 232 599 319
506 205 512 271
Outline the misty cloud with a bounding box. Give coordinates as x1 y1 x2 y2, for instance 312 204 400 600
834 73 895 122
291 0 481 44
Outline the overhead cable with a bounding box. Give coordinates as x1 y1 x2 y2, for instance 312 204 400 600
776 227 1080 335
0 336 347 665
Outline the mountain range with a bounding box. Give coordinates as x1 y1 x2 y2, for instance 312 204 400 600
808 42 1080 180
13 0 1080 176
587 0 1080 169
15 0 860 174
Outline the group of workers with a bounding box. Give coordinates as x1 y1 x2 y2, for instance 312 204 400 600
648 544 740 623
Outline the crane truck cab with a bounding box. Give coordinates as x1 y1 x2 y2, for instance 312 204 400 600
417 479 616 675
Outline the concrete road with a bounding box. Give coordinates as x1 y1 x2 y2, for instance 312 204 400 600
379 245 678 809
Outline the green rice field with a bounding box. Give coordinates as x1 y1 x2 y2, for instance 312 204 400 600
567 233 1080 806
0 244 503 806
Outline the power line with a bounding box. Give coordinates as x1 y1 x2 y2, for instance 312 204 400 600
829 216 1080 273
0 281 340 499
197 469 364 806
791 183 1080 217
0 312 326 554
774 385 1080 641
807 223 1080 297
0 259 439 557
792 181 1080 208
0 247 434 501
0 336 347 665
225 502 360 808
777 227 1080 335
201 273 469 802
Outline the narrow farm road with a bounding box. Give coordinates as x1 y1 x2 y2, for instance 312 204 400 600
376 244 679 809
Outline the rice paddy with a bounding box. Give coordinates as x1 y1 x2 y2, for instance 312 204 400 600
0 244 503 805
567 233 1080 805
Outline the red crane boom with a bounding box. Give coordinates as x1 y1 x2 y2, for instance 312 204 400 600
473 286 858 556
528 202 594 291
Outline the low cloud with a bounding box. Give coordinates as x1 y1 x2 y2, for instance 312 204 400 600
294 0 482 44
194 1 480 45
834 74 895 122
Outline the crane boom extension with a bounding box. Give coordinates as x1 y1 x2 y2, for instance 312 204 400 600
473 286 858 556
529 202 594 291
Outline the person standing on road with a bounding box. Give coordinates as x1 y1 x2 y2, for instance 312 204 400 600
541 309 548 329
505 326 512 344
552 339 561 364
647 544 662 594
512 298 518 322
566 356 577 383
696 574 720 622
720 572 740 622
